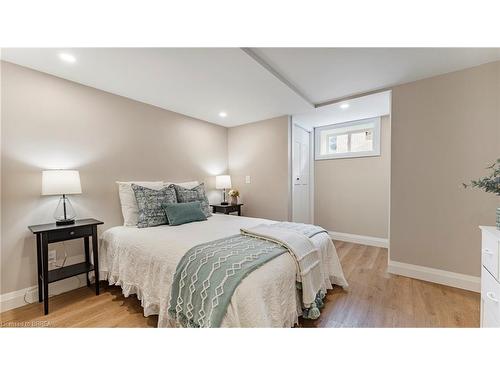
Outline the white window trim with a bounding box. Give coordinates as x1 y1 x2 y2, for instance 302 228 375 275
314 116 381 160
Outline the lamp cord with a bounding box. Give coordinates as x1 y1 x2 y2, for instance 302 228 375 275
23 241 81 304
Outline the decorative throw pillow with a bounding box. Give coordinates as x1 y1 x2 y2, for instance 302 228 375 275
117 181 199 226
171 183 212 218
117 181 164 226
164 202 207 226
131 184 177 228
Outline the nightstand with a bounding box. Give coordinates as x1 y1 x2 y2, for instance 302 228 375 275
28 218 104 315
210 204 243 216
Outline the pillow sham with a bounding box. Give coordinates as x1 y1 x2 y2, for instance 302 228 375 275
164 202 207 226
171 183 212 218
117 181 164 226
117 180 201 226
131 184 177 228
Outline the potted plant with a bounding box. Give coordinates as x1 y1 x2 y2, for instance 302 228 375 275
463 158 500 229
228 189 240 205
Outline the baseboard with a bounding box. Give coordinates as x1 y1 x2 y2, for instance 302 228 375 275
387 260 480 292
0 256 87 313
328 231 389 248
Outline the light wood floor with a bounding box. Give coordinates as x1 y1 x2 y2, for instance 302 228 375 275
0 241 480 328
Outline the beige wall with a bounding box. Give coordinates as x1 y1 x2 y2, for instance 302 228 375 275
391 61 500 277
228 116 290 221
314 115 391 238
2 58 499 297
1 62 228 294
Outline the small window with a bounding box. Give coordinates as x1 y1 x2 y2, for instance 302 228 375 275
315 117 381 160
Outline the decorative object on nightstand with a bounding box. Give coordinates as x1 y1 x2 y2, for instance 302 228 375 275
463 158 500 229
228 189 239 205
215 175 232 205
28 218 103 315
210 203 243 216
42 170 82 226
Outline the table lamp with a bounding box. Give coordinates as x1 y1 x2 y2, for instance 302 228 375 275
42 170 82 225
215 175 231 205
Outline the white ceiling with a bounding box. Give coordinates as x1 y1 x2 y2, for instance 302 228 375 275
0 48 313 127
253 48 500 104
2 48 499 127
293 91 391 130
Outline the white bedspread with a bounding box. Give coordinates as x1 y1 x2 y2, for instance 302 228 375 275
99 214 347 327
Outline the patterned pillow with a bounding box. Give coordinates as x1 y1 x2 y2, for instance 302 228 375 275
171 183 212 218
131 184 177 228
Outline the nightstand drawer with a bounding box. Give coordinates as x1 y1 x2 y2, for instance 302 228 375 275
481 266 500 324
210 204 243 216
47 226 93 243
482 230 500 280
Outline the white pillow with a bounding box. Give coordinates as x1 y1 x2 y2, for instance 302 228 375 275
117 181 164 226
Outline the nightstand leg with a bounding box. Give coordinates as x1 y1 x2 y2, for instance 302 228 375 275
91 225 100 295
36 234 43 302
41 233 49 315
84 236 91 287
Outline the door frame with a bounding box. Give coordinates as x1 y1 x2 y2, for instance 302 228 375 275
289 118 315 224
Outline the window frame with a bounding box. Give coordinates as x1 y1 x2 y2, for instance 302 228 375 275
314 116 381 160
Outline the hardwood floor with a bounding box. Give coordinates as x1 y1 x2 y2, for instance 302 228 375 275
0 241 480 328
300 241 480 327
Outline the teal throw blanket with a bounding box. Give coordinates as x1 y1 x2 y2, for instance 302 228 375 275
168 222 330 328
167 234 287 328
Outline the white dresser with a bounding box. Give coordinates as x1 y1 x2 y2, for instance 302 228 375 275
480 226 500 327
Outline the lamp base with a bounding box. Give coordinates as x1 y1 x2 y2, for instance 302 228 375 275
56 219 75 226
220 202 229 206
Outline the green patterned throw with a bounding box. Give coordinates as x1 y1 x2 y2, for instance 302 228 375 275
168 222 334 327
168 234 287 328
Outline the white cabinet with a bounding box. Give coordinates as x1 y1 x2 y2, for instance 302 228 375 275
480 226 500 327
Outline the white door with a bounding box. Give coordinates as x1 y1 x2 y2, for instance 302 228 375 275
292 125 311 224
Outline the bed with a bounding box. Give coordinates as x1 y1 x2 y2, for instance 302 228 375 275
99 213 347 327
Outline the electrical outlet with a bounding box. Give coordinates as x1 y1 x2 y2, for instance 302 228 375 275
245 175 251 184
48 250 57 264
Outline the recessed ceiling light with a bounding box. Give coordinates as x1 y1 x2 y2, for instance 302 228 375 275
58 53 76 63
340 103 350 109
219 112 227 118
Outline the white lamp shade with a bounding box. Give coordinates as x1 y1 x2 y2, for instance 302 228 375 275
42 170 82 195
215 175 232 189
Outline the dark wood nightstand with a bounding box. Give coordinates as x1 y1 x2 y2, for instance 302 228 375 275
28 218 104 315
210 204 243 216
